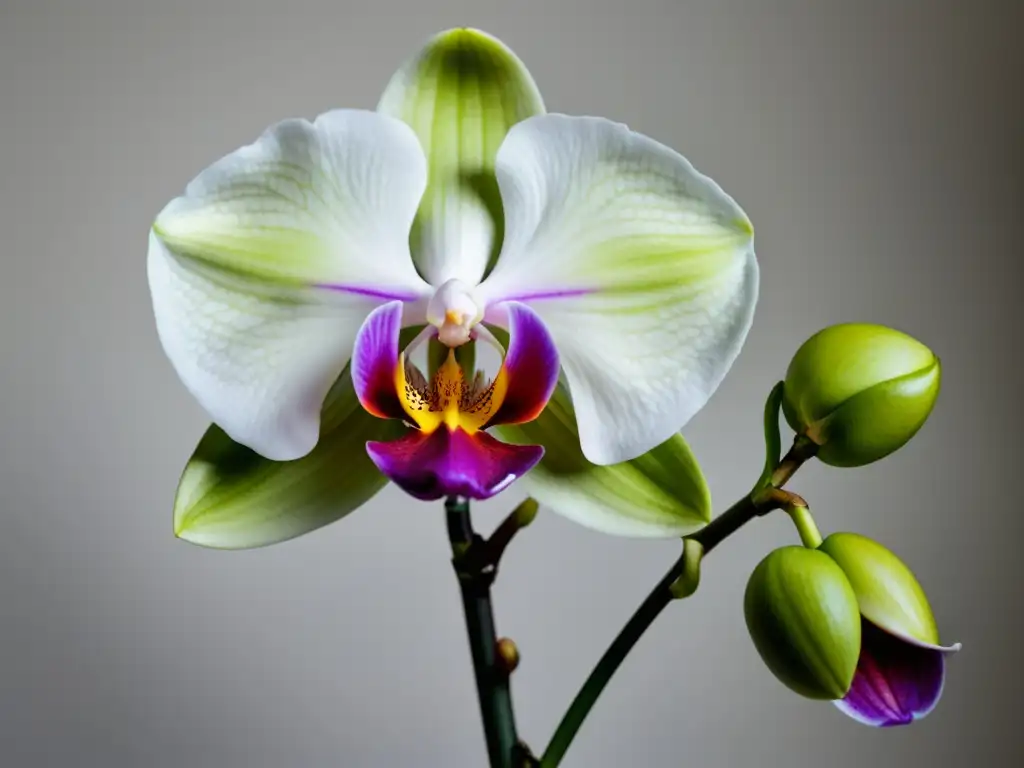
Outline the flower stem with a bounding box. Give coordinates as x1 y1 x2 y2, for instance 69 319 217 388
446 496 522 768
539 559 681 767
539 439 816 767
538 495 757 767
788 503 823 549
769 435 817 488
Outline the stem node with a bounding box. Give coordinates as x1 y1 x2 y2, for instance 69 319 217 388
496 637 521 674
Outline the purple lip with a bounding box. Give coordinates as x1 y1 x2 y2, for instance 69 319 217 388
366 428 544 501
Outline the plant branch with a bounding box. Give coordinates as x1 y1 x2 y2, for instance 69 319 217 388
539 559 681 767
456 497 539 577
446 496 523 768
539 438 817 767
769 434 818 488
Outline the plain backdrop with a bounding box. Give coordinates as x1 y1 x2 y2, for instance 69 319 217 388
1 0 1021 766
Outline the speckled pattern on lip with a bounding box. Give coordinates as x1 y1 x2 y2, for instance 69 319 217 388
351 299 558 499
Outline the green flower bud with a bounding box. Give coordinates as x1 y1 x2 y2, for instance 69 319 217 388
818 532 938 645
782 323 941 467
744 547 862 699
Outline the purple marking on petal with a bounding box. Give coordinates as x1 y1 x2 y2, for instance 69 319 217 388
834 619 948 728
482 290 594 326
351 301 406 421
318 283 425 302
496 287 595 302
366 428 543 501
486 301 560 428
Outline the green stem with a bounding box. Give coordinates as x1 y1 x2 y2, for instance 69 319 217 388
540 439 816 767
788 504 823 548
756 487 823 549
539 559 681 767
539 494 754 767
446 497 521 768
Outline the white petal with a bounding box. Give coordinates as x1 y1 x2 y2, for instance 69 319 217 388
478 114 758 465
149 110 429 460
378 28 545 286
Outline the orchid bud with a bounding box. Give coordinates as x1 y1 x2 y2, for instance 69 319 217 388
496 637 521 674
782 323 941 467
744 547 862 700
819 533 939 645
819 533 961 727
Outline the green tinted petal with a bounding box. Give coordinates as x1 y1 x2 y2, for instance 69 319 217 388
149 110 429 461
495 383 711 537
378 28 545 285
477 115 757 466
173 369 405 549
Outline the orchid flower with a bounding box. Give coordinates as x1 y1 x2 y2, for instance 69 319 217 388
149 28 757 549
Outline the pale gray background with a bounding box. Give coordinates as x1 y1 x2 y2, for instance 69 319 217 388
1 0 1020 766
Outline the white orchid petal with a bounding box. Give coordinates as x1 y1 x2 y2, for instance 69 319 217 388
378 28 545 286
148 109 429 460
479 114 757 465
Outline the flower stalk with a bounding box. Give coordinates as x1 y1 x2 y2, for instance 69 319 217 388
539 559 682 767
787 501 823 549
539 438 816 767
446 496 534 768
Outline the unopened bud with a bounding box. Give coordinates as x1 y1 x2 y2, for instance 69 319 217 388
744 546 861 699
783 323 940 467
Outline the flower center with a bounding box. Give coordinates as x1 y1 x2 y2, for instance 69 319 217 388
395 348 508 435
425 278 484 347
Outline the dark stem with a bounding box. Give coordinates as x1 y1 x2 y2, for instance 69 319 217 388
446 496 521 768
686 493 761 554
539 439 816 767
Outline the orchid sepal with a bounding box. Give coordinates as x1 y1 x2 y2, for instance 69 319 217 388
172 367 405 550
495 383 712 538
378 27 545 287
